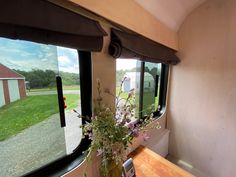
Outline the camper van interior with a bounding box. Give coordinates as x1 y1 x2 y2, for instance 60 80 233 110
0 0 235 177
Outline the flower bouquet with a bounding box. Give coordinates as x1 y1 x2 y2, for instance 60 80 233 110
78 78 160 177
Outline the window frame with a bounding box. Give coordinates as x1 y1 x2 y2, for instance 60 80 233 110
119 60 169 119
141 62 169 118
153 63 169 117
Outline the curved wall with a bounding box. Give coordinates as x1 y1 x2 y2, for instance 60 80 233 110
168 0 236 176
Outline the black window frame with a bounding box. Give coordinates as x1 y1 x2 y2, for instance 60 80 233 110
135 61 169 119
153 63 169 117
22 51 92 177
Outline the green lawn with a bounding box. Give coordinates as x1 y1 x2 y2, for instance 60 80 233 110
29 85 80 92
116 87 128 99
64 94 80 110
116 86 160 115
63 85 80 91
29 88 56 92
0 94 79 141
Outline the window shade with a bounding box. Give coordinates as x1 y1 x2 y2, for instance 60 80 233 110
109 28 180 65
0 0 107 51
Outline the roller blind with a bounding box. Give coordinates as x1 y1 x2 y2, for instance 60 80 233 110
0 0 107 51
109 28 180 65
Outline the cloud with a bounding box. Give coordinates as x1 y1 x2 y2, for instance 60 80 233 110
0 37 58 71
58 56 71 65
0 37 80 73
41 58 48 62
57 46 79 73
116 59 138 70
58 55 79 74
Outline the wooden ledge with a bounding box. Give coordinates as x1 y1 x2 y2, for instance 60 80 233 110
129 146 196 177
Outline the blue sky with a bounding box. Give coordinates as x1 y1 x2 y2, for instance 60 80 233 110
0 37 79 73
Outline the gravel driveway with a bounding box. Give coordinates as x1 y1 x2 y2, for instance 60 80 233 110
0 109 82 177
27 90 80 96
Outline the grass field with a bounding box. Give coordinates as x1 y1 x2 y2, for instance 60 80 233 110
116 86 160 116
0 94 79 141
29 85 80 92
116 87 128 99
64 94 80 110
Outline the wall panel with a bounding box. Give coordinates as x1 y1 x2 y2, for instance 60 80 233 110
0 80 5 107
8 80 20 102
168 0 236 176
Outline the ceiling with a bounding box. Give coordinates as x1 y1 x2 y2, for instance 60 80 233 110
135 0 206 31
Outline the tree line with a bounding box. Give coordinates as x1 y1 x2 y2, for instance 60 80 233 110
14 69 80 89
116 66 161 84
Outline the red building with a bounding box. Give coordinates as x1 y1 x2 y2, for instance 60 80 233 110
0 64 26 107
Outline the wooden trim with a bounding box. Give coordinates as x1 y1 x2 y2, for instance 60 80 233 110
0 78 24 80
2 80 10 104
18 80 26 98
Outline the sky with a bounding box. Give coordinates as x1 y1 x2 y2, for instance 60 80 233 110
0 37 79 74
116 59 137 70
0 37 140 73
57 46 79 74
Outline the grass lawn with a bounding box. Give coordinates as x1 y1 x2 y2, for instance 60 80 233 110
116 87 128 99
29 85 80 92
64 94 80 110
29 88 56 92
63 85 80 91
0 95 58 141
0 94 79 141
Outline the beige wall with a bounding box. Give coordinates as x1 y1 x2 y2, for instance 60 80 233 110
92 23 116 108
68 0 178 50
168 0 236 177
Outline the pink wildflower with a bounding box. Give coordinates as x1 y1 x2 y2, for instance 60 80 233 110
143 132 150 141
132 128 139 137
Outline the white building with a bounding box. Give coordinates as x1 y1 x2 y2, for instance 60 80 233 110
122 72 155 92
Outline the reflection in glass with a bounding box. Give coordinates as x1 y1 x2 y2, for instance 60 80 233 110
116 59 141 119
57 46 82 154
0 37 82 177
143 62 162 116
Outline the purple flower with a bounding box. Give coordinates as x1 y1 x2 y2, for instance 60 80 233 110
96 149 103 156
132 128 139 137
128 122 135 129
126 118 131 123
143 132 150 141
88 133 93 140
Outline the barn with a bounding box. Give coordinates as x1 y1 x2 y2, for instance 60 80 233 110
0 64 26 107
122 72 154 92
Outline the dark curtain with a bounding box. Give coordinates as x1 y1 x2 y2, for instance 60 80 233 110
0 0 107 51
109 28 180 64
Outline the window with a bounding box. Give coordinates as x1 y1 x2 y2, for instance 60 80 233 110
116 59 141 119
142 62 162 116
0 37 85 177
116 59 168 119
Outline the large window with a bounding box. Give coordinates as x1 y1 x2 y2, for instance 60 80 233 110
0 37 83 177
116 59 168 119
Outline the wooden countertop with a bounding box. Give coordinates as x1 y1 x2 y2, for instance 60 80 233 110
128 146 196 177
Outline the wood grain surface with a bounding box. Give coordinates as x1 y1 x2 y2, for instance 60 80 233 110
129 146 196 177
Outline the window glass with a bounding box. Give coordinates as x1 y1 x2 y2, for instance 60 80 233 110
0 37 82 177
142 62 162 116
116 59 141 119
116 59 166 119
